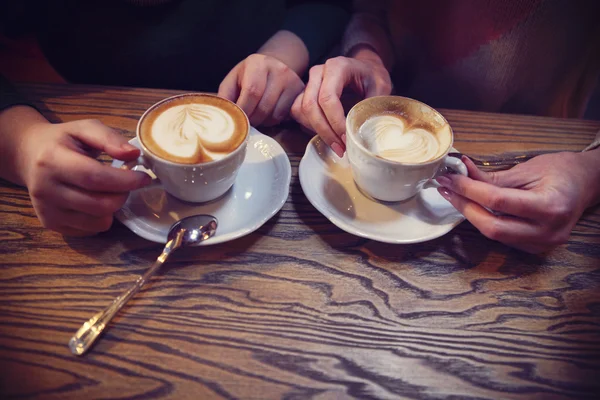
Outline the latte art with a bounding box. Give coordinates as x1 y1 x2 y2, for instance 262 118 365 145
139 94 248 164
358 115 440 163
152 104 237 162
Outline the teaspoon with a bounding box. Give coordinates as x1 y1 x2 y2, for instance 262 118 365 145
68 214 218 356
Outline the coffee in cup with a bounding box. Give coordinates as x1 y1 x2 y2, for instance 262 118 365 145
346 96 466 202
126 93 249 203
139 94 247 164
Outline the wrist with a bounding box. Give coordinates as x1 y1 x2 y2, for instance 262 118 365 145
258 30 309 76
0 106 50 186
579 147 600 209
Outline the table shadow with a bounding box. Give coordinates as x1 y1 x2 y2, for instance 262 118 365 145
291 179 546 276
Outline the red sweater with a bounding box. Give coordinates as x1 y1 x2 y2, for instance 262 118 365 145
344 0 600 118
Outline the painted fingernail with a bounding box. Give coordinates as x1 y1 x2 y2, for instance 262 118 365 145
438 187 453 200
436 175 452 187
121 143 138 152
341 134 347 145
331 142 345 158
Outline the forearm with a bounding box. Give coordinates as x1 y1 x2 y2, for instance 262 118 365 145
0 105 49 186
258 30 309 77
279 1 349 69
580 146 600 209
342 0 394 69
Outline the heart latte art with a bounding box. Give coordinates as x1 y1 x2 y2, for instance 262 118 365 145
140 95 247 164
358 115 441 163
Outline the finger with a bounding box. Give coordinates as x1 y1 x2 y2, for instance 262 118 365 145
291 92 313 130
62 210 114 233
54 147 151 193
67 119 140 161
218 64 242 102
364 72 392 98
249 72 284 126
462 156 530 189
52 183 129 217
34 205 113 235
437 187 546 253
237 63 268 119
462 156 492 183
460 156 512 187
303 66 344 157
436 173 543 219
266 80 304 126
319 63 349 137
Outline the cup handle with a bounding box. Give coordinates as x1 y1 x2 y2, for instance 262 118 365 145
120 156 161 188
422 155 468 189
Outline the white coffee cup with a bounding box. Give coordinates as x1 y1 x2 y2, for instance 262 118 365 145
345 96 467 202
124 93 249 203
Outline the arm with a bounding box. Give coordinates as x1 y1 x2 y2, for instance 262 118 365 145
341 0 394 69
256 30 309 78
218 1 350 127
290 0 394 157
0 76 41 185
0 78 150 236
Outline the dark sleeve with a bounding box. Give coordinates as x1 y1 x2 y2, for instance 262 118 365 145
0 0 45 38
282 1 350 65
0 76 35 112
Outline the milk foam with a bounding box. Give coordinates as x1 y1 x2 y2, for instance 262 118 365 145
358 115 440 163
151 104 236 161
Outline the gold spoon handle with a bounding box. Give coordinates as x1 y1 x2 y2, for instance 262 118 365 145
68 239 177 356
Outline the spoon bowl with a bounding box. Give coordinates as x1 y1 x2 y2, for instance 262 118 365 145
169 215 218 247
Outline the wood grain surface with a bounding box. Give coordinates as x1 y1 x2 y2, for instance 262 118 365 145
1 83 600 400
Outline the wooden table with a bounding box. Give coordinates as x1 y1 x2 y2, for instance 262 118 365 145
1 83 600 400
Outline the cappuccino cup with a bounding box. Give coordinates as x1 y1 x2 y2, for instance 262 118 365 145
346 96 467 202
125 93 249 203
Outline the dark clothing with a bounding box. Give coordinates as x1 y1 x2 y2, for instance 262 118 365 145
2 0 348 91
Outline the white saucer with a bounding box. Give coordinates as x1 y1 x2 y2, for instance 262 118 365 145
299 136 465 244
112 128 291 244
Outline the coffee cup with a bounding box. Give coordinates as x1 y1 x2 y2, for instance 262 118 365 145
345 96 467 202
125 93 249 203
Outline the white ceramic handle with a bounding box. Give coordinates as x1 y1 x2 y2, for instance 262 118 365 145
120 156 161 188
437 155 468 178
423 155 468 190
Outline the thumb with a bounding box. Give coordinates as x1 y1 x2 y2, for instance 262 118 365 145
361 66 392 98
69 119 140 161
364 75 390 98
462 156 516 188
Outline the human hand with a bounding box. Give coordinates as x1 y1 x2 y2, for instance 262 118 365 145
291 49 392 158
436 151 600 253
218 53 305 127
20 119 151 236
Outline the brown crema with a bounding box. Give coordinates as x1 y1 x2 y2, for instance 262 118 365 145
139 94 248 164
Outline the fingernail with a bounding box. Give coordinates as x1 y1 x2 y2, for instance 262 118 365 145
341 134 347 145
438 187 453 200
331 142 345 158
436 175 452 187
121 143 138 152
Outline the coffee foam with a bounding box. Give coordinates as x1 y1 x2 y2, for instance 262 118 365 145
140 95 247 164
358 114 442 163
350 97 452 164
